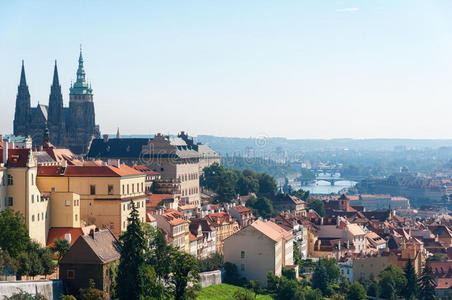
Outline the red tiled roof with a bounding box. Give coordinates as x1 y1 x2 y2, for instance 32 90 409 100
46 225 96 247
38 164 144 177
233 205 251 214
133 165 160 176
0 148 32 167
147 194 173 208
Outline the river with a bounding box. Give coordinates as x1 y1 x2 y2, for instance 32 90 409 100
288 173 357 195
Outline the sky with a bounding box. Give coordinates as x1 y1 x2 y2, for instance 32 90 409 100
2 1 452 139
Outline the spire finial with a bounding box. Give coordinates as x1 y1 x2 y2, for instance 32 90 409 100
52 59 60 86
19 60 27 86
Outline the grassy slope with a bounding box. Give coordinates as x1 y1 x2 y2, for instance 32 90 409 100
196 284 273 300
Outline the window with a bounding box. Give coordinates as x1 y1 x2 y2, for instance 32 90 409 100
7 197 13 206
108 185 114 195
90 185 96 195
122 185 125 195
132 184 135 193
7 175 13 185
41 212 43 220
75 214 78 221
241 251 245 258
65 200 70 206
31 174 34 185
38 214 40 221
32 215 35 222
123 204 125 211
127 185 129 194
67 270 75 280
1 175 4 186
31 195 34 203
141 182 143 192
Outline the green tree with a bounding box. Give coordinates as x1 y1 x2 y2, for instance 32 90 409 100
237 174 259 196
197 253 224 272
51 238 71 261
303 288 323 300
115 200 147 300
307 199 325 217
79 278 103 300
60 296 77 300
418 261 437 300
276 277 301 300
320 258 341 284
266 271 280 294
346 282 367 300
233 289 256 300
246 197 274 218
216 171 237 203
312 261 329 295
5 291 47 300
427 253 447 262
170 251 200 300
201 163 225 191
291 189 310 201
39 247 56 278
0 209 30 258
258 174 277 196
148 227 172 282
27 251 44 279
367 279 378 297
379 265 407 297
404 258 418 299
16 252 31 278
379 272 396 300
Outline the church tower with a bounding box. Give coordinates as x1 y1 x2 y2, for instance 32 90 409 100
13 60 31 137
67 46 97 154
47 60 65 145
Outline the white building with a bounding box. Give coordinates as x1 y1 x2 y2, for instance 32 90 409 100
224 220 295 286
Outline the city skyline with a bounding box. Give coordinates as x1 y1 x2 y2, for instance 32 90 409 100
2 1 452 139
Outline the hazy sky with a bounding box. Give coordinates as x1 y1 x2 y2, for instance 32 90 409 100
2 1 452 139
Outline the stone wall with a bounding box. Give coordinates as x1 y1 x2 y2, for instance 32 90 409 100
0 280 63 300
199 270 222 288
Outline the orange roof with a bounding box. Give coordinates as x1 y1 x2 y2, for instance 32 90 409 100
179 204 197 211
162 209 187 226
133 165 160 176
250 220 293 242
233 205 252 214
46 225 96 247
38 164 144 177
147 194 173 208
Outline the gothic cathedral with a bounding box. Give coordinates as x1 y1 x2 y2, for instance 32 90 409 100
13 48 100 154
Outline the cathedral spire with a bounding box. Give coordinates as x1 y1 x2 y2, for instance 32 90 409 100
52 60 60 86
19 60 27 87
70 46 92 95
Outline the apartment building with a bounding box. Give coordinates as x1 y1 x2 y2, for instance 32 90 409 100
37 162 146 237
224 219 295 286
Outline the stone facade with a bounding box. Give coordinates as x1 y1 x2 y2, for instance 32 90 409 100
13 49 99 154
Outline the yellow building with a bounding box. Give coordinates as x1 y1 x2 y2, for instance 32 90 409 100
37 162 146 237
1 147 49 245
206 212 239 254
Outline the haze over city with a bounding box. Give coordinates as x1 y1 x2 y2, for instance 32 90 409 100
2 1 452 139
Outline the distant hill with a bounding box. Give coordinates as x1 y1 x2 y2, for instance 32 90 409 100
110 134 452 157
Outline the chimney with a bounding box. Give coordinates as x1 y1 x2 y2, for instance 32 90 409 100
103 134 109 143
108 159 120 168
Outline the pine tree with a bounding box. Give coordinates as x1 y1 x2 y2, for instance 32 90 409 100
404 258 418 300
312 261 329 295
115 200 147 300
419 261 437 300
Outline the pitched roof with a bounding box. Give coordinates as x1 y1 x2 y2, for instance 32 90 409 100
60 229 121 264
47 225 96 247
147 194 173 208
38 164 144 177
0 148 33 167
250 219 293 243
347 224 366 236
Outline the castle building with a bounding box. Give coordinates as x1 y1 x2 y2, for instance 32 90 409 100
13 48 100 154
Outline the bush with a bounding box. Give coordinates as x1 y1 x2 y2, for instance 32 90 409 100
198 253 224 272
